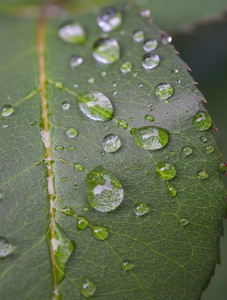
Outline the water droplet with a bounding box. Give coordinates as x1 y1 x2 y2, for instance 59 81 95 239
120 61 133 73
167 182 176 197
118 119 128 129
77 216 88 230
0 237 15 258
86 166 124 212
29 120 36 126
102 134 121 153
2 124 8 128
57 197 63 203
172 68 178 74
88 77 95 84
182 146 193 157
144 114 155 122
65 127 78 138
73 163 84 172
129 117 133 121
2 105 14 117
80 278 96 297
59 22 86 44
131 126 169 150
73 83 78 88
113 90 118 96
143 38 158 51
55 81 63 89
220 162 226 173
192 110 212 131
91 226 108 240
161 33 172 45
138 83 143 88
82 206 88 212
73 184 79 190
78 91 113 121
200 136 207 143
101 70 107 77
97 7 122 32
140 9 150 18
70 54 83 68
134 202 149 216
198 170 208 180
133 30 145 42
62 205 74 216
142 52 160 69
148 103 153 111
68 145 75 151
122 260 134 270
104 125 109 131
176 79 181 84
179 218 189 227
61 177 67 182
55 145 64 151
93 38 120 64
155 83 174 101
156 162 176 180
206 145 214 153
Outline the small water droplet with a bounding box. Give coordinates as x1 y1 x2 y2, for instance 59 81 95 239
104 125 109 131
97 7 122 32
192 110 212 131
176 79 181 84
91 226 108 240
102 134 121 153
148 103 153 111
144 114 155 122
206 145 214 153
182 146 193 157
82 206 88 212
200 136 207 143
179 218 189 227
80 277 96 297
73 163 84 172
131 126 169 150
59 22 86 44
155 83 174 101
55 145 64 151
0 237 15 259
143 38 158 51
73 184 79 190
57 197 63 203
88 77 95 84
161 33 172 45
77 216 88 230
55 81 63 89
156 162 176 180
122 260 134 270
61 177 67 182
134 202 149 216
78 91 113 121
70 54 83 69
100 70 107 77
2 124 8 128
220 162 226 173
133 30 145 42
113 90 118 96
120 61 133 73
65 127 78 138
129 117 133 121
68 145 75 151
29 120 36 126
62 205 74 216
86 166 124 212
142 52 160 69
167 182 177 197
140 9 150 18
198 170 208 180
73 83 78 88
138 83 143 88
2 105 14 117
93 38 120 64
172 68 178 74
118 119 128 129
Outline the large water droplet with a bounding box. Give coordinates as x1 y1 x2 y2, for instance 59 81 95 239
91 226 108 240
70 54 83 68
133 30 145 42
122 260 134 270
0 237 15 258
93 38 120 64
192 110 212 131
118 119 128 129
142 52 160 69
73 163 84 172
77 216 88 230
78 91 113 121
131 126 169 150
86 166 124 212
97 7 122 32
2 105 14 117
143 38 158 51
156 162 176 180
120 61 133 73
182 146 193 157
59 23 86 44
155 83 174 101
161 33 172 45
167 182 177 197
198 170 208 180
80 278 96 297
134 202 149 216
102 134 121 153
65 127 78 138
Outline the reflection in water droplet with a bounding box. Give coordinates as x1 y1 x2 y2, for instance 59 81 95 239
65 127 78 138
140 9 150 18
133 30 145 42
78 91 113 121
143 39 158 51
55 145 64 151
167 182 177 197
200 136 207 143
134 202 149 216
68 145 75 151
142 52 160 69
0 237 15 258
144 114 155 122
70 54 83 68
29 120 36 126
93 38 120 64
172 68 178 74
97 7 122 32
91 226 108 240
122 260 134 270
206 145 214 153
182 146 192 157
73 184 79 190
131 126 169 150
77 216 88 230
118 119 128 129
120 61 133 73
198 170 208 180
80 278 96 297
59 23 86 44
86 166 124 212
179 218 189 227
155 83 174 101
192 110 212 131
62 205 74 216
156 162 176 180
102 134 121 153
161 33 172 45
2 105 14 117
176 79 181 84
73 163 84 172
220 162 226 173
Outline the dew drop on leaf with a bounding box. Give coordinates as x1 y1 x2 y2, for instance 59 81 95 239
200 136 208 143
161 33 172 45
88 77 95 84
68 145 75 151
100 70 107 77
179 218 189 227
93 38 120 64
102 134 121 153
122 260 134 270
131 126 169 150
73 184 79 190
61 177 67 182
167 182 177 197
0 237 15 259
206 145 214 153
134 202 149 216
80 277 96 297
77 216 88 230
73 163 84 172
182 146 193 157
156 162 176 180
55 81 63 89
133 30 145 42
140 9 150 18
86 166 124 212
97 7 122 32
220 162 226 173
144 114 155 122
155 83 174 101
59 23 86 44
118 119 128 129
62 205 74 216
142 52 160 69
78 91 114 121
143 38 158 51
70 54 83 68
55 145 64 151
65 127 78 138
192 110 212 131
198 170 208 180
29 120 36 126
172 67 178 74
91 226 109 240
1 105 14 117
120 61 133 73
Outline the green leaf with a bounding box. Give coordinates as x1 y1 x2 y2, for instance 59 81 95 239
0 3 226 300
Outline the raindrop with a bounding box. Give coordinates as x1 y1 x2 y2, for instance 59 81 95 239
155 83 174 101
140 9 150 18
55 81 63 89
179 218 189 227
161 33 172 45
148 103 153 111
68 145 75 151
144 114 155 122
97 7 122 32
55 145 64 151
61 177 67 182
2 124 8 128
2 105 14 117
0 237 14 258
77 216 88 230
29 120 36 126
220 162 226 173
156 162 176 180
59 22 86 44
133 30 145 42
113 90 118 96
83 206 88 212
88 77 95 84
167 182 176 197
73 163 84 172
131 126 169 150
134 202 149 216
78 91 113 121
172 68 178 74
73 184 79 190
120 61 133 73
143 38 158 51
73 84 78 88
91 226 108 240
93 38 120 64
198 170 208 180
206 145 214 153
176 79 181 84
62 205 74 216
122 260 134 270
138 83 143 88
129 117 133 121
80 278 96 297
192 110 212 131
100 70 107 77
65 127 78 138
182 146 192 157
142 52 160 69
70 54 83 68
118 119 128 129
102 134 121 153
86 166 124 212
